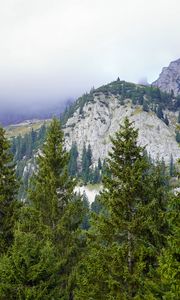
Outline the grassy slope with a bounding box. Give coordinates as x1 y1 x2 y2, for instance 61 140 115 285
5 119 51 138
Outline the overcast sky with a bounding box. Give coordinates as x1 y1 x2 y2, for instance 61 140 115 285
0 0 180 106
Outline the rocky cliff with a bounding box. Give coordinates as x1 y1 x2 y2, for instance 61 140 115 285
64 92 180 165
153 58 180 96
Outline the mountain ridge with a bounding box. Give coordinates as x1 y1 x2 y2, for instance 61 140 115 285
153 58 180 96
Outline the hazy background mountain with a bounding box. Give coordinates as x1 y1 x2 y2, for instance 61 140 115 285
0 98 74 125
1 0 180 125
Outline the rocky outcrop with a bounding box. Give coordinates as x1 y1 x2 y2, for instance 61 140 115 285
153 58 180 96
64 92 180 165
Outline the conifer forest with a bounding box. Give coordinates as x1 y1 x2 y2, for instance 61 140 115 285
0 117 179 299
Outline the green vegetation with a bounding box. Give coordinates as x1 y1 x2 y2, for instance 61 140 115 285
0 127 21 254
5 120 50 139
0 118 179 299
60 79 180 128
0 119 85 299
75 118 171 299
7 79 180 201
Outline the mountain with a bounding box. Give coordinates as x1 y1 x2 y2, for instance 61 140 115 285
0 99 73 126
63 81 180 165
153 58 180 96
6 78 180 200
5 119 51 138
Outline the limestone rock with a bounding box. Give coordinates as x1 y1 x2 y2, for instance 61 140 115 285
153 58 180 96
64 93 180 165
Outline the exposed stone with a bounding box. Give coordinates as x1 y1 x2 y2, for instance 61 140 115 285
153 58 180 96
64 93 180 165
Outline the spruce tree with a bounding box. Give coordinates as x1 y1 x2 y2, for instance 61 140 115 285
81 143 92 183
155 162 180 299
156 192 180 299
28 118 85 296
28 118 75 228
0 126 20 253
143 99 149 112
178 111 180 124
164 114 169 126
156 104 164 119
169 154 175 177
0 119 85 299
68 142 78 177
75 118 169 299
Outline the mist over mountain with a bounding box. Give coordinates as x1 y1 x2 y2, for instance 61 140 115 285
0 98 74 126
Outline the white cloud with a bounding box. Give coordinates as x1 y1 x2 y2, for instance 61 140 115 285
0 0 180 103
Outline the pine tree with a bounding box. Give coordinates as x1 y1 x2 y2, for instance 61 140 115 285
81 191 90 230
143 99 149 112
155 192 180 299
169 154 175 177
81 143 92 183
68 142 78 177
164 114 169 126
75 118 169 299
98 158 102 170
91 195 102 214
156 163 180 299
92 166 101 184
0 119 85 299
0 208 61 299
176 130 180 143
178 111 180 124
156 104 164 119
0 126 20 253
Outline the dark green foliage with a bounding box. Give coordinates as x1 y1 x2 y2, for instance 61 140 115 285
92 166 101 184
10 124 48 200
156 191 180 299
91 195 102 214
68 142 78 177
164 114 169 126
169 154 175 177
98 157 102 169
0 119 85 299
0 222 61 299
176 130 180 143
11 123 47 162
143 99 149 112
81 192 90 230
178 111 180 123
81 144 92 183
75 118 169 299
156 104 164 119
0 126 20 253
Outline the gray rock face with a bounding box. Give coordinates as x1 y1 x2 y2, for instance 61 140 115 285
64 93 180 165
153 58 180 96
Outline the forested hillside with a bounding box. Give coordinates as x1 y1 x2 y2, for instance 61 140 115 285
8 79 180 200
0 118 179 299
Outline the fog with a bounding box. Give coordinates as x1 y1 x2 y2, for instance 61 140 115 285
0 0 180 123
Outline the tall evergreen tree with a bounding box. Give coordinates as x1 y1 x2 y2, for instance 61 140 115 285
143 99 149 112
0 126 20 253
0 119 85 299
81 143 92 183
75 118 169 299
154 162 180 299
156 104 164 119
68 142 78 177
169 154 175 177
164 114 169 126
178 111 180 124
156 192 180 299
